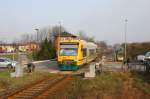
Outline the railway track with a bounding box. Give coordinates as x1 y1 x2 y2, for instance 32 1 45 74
2 75 72 99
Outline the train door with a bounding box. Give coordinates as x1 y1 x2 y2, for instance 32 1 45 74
82 48 87 64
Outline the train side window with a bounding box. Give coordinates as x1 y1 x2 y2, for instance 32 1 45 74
0 59 5 62
83 48 87 57
89 49 95 56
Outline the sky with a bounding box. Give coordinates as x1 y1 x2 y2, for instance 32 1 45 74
0 0 150 44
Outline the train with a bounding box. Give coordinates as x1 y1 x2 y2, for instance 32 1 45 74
57 39 97 71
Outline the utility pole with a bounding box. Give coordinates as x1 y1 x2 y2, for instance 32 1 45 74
57 21 62 56
124 19 128 62
58 21 61 38
58 21 62 46
122 19 128 71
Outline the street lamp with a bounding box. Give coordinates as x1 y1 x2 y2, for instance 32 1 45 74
35 29 39 43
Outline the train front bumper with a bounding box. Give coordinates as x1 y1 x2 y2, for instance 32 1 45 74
58 63 80 71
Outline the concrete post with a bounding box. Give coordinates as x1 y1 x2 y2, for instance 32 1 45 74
10 53 24 77
84 62 96 78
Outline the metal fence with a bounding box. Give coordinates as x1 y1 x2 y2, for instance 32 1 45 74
128 61 150 72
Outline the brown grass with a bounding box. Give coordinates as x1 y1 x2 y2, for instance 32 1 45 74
0 71 53 96
56 72 150 99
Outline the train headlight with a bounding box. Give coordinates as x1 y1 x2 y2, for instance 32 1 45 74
74 59 77 62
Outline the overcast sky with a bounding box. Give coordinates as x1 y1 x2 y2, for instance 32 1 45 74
0 0 150 44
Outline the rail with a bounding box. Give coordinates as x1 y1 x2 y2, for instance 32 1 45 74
1 75 72 99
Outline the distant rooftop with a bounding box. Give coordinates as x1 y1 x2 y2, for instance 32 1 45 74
54 32 77 37
0 42 38 46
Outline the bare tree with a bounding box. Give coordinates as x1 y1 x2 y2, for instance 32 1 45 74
113 44 122 61
96 41 109 57
18 25 67 44
19 33 37 44
96 41 108 49
38 25 66 42
78 30 95 42
52 26 66 36
20 33 30 43
38 28 49 42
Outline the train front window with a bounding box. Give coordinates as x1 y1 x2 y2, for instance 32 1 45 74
60 48 77 56
60 43 79 56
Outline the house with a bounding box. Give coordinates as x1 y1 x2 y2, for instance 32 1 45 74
0 42 39 53
0 44 16 53
18 42 39 52
54 32 77 50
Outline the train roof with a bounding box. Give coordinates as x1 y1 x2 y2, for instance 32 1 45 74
85 42 97 49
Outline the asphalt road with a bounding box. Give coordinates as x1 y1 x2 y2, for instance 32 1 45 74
33 60 60 73
102 62 123 72
33 61 146 72
33 61 123 73
0 58 146 73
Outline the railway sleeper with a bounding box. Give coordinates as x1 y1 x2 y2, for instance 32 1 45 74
13 92 37 97
13 96 35 99
31 76 67 98
36 77 71 98
24 90 43 93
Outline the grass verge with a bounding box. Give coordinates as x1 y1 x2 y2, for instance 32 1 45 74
57 72 150 99
131 71 150 93
0 53 33 61
55 72 127 99
0 54 18 60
